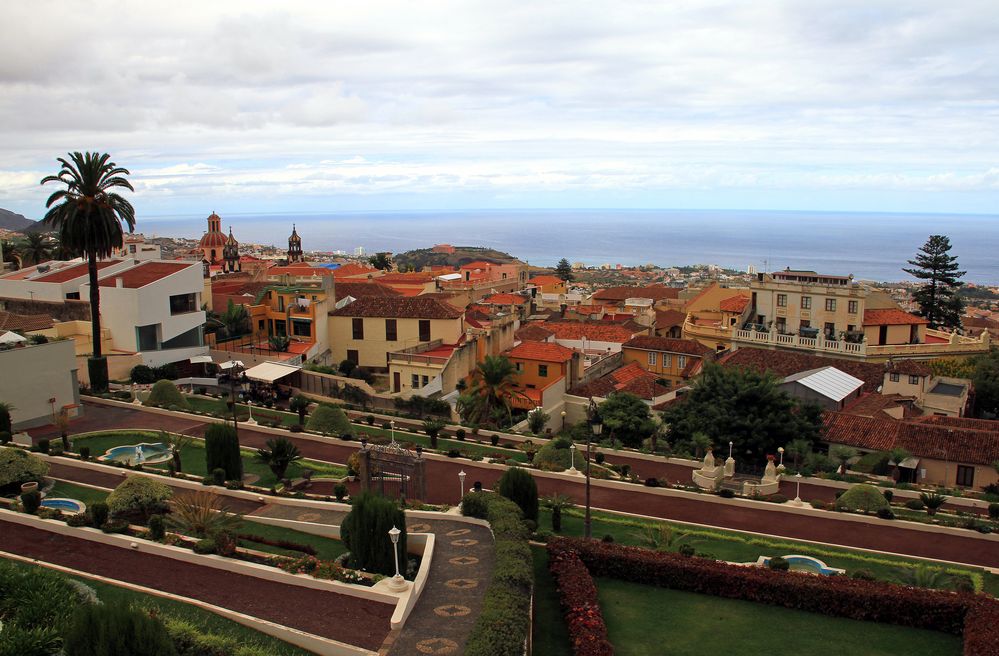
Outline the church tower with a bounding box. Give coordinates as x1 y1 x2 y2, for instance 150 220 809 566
287 224 303 263
222 227 241 273
198 211 227 264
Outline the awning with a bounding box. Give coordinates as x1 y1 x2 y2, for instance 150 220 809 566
899 456 920 469
189 355 214 364
0 331 27 344
245 361 301 383
218 360 243 370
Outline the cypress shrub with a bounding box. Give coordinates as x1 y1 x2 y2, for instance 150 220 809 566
90 502 109 528
20 489 41 514
79 446 91 461
0 404 11 433
143 379 189 409
496 466 539 523
64 602 176 656
340 492 406 576
204 423 242 481
0 431 11 444
37 438 50 455
148 514 166 540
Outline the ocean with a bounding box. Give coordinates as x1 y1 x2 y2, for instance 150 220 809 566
136 209 999 284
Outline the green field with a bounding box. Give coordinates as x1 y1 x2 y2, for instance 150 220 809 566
597 578 963 656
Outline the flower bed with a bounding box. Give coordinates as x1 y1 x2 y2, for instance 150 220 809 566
548 547 613 656
547 536 999 655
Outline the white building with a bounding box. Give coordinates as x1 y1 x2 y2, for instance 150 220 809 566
0 337 80 429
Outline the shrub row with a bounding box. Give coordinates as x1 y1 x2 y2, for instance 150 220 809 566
462 492 532 656
547 547 614 656
962 601 999 656
237 532 317 556
547 537 987 638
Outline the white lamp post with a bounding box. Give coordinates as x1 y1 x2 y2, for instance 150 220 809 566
777 447 784 468
458 470 466 503
390 420 396 446
246 400 256 425
728 441 733 459
388 526 407 591
794 473 803 506
560 410 566 431
568 443 577 474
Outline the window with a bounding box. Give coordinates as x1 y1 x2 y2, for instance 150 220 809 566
775 317 786 333
956 465 975 487
65 292 80 300
825 298 836 312
848 300 859 314
352 318 364 340
274 320 286 336
515 362 523 371
412 374 420 389
648 352 657 366
385 319 397 341
663 354 672 368
800 296 811 309
889 373 900 382
136 324 159 351
257 320 265 331
169 293 198 315
909 375 920 385
677 355 686 370
776 294 787 307
346 349 359 364
422 375 429 386
824 322 835 339
278 296 285 312
538 364 549 377
291 319 311 337
419 320 431 342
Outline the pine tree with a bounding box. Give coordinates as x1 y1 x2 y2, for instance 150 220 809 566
555 258 574 282
902 235 965 330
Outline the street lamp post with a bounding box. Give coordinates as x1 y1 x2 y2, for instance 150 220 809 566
586 399 603 539
568 443 577 474
794 473 803 506
728 441 733 459
390 420 395 446
387 526 407 591
226 363 244 444
246 400 256 425
458 470 466 504
560 410 566 432
777 447 784 468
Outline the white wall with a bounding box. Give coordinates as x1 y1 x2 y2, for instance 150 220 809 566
0 339 79 429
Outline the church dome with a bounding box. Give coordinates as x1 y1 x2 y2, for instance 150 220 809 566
225 227 239 247
289 225 301 243
199 231 227 248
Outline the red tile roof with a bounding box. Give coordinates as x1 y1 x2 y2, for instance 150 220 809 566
863 309 929 326
482 293 529 305
516 324 555 342
718 347 885 393
655 309 687 327
507 341 575 363
592 285 680 302
328 296 463 319
719 295 750 313
528 275 564 286
379 272 435 283
886 360 932 377
97 262 193 288
623 335 713 357
333 281 401 301
570 362 670 400
841 393 919 420
542 321 642 343
0 311 54 332
34 260 123 283
332 263 379 279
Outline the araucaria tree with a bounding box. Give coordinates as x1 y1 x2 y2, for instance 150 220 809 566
661 363 824 463
555 258 574 282
41 152 135 392
903 235 965 330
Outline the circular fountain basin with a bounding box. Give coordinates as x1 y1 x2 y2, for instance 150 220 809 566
98 442 172 465
40 498 87 514
756 555 845 576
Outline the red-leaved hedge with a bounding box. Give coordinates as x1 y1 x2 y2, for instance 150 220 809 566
548 547 614 656
548 536 999 655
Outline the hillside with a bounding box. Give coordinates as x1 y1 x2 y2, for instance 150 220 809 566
394 245 522 271
0 208 36 232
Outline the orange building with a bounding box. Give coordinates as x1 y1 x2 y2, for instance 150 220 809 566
621 335 713 388
504 341 581 409
528 275 567 294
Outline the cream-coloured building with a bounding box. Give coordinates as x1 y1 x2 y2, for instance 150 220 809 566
0 337 80 429
328 297 464 371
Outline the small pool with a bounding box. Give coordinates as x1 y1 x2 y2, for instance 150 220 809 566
98 442 172 465
756 555 845 576
40 498 87 514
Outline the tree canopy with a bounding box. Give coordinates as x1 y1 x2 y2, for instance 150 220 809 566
555 258 574 282
598 392 656 447
661 363 824 464
457 355 520 427
368 252 393 270
902 235 965 330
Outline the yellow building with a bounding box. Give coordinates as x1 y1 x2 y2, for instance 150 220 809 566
528 275 567 295
328 297 464 370
681 282 752 351
620 335 713 388
247 274 332 360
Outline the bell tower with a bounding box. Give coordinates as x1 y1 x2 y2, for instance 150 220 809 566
287 224 303 264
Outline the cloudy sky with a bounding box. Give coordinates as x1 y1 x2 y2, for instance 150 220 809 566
1 0 997 219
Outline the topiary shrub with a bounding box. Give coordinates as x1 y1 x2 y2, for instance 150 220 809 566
64 602 175 656
490 435 499 447
66 512 89 527
130 364 156 384
20 489 41 514
107 475 172 521
768 556 790 571
882 489 894 502
455 429 466 441
837 484 890 514
306 404 351 436
461 491 490 519
204 423 242 481
333 483 348 501
143 379 189 410
719 488 735 499
340 492 406 576
212 467 226 486
0 431 11 444
989 503 999 520
101 518 129 534
0 447 49 494
876 506 895 520
36 438 50 455
89 502 109 528
148 514 166 540
906 498 925 511
594 452 605 465
78 446 91 461
496 466 539 523
193 537 217 554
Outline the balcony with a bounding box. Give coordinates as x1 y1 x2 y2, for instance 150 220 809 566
733 328 866 357
731 327 990 360
388 339 453 368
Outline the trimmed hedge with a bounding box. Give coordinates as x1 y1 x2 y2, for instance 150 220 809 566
462 493 532 656
548 547 614 656
963 601 999 656
546 537 999 644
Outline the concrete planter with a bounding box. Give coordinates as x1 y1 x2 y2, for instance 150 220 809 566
20 481 38 494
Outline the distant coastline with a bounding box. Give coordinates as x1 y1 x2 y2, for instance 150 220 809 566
136 208 999 284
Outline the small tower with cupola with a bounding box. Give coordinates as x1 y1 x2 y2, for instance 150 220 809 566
287 224 303 264
222 227 241 273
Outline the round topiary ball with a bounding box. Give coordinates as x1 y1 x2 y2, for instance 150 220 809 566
837 484 890 514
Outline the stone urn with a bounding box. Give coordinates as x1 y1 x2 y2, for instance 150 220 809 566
20 481 39 494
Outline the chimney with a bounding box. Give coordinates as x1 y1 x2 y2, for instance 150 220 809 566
115 277 124 288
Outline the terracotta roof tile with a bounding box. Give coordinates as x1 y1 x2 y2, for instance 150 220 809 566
329 296 463 319
528 275 564 286
542 321 642 343
655 309 687 327
97 262 193 288
886 360 932 377
483 293 529 305
333 281 401 301
332 263 379 279
623 335 713 357
507 341 575 362
863 309 930 326
0 311 54 332
718 347 885 393
841 393 918 419
570 362 670 400
592 285 680 302
515 324 554 342
720 295 750 313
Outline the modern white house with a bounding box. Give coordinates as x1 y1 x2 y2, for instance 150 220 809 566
0 337 80 429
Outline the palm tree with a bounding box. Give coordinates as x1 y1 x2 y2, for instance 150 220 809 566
830 445 858 475
219 299 249 338
167 490 242 538
40 152 135 392
785 438 813 470
542 494 575 533
897 565 954 590
255 437 303 480
289 394 311 425
0 239 21 269
17 232 52 266
458 355 520 427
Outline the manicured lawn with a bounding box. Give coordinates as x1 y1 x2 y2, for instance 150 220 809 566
531 546 572 656
237 518 348 560
71 431 346 487
596 578 963 656
46 480 109 507
3 558 312 656
539 507 998 595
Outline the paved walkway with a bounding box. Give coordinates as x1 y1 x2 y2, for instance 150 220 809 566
0 519 394 650
255 505 496 656
33 402 999 569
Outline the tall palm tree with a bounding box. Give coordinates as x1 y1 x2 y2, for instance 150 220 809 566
0 239 21 269
40 152 135 392
17 232 53 266
458 355 520 427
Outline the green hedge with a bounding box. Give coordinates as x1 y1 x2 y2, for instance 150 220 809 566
462 492 532 656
